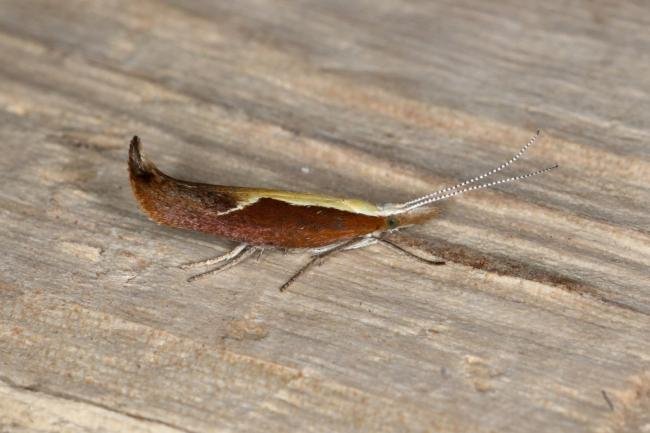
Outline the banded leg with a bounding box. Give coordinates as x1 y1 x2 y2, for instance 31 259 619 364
377 237 445 266
306 237 377 257
280 237 367 292
342 236 378 251
180 243 248 270
185 244 257 282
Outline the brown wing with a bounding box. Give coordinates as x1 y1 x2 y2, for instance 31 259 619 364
204 197 387 248
129 137 387 248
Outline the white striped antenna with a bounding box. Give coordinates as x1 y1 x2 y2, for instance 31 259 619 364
396 130 541 210
382 130 558 215
394 164 558 213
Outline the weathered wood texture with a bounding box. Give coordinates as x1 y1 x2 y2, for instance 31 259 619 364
1 1 649 432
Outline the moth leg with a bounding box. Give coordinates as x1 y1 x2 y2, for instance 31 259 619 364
186 245 256 282
255 247 265 262
342 236 378 251
180 243 248 270
376 237 445 266
307 240 347 256
280 238 360 292
308 236 377 258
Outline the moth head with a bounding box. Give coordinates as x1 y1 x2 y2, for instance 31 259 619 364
385 206 441 231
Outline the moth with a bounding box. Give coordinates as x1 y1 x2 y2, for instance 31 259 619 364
128 131 557 290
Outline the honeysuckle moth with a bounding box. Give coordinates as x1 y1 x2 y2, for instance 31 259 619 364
128 131 557 290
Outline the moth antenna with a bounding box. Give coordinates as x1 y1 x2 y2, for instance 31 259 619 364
394 164 558 213
397 130 541 209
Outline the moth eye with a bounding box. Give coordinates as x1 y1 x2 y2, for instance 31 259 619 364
388 217 398 229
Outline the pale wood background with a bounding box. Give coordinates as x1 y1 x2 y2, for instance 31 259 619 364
1 1 649 432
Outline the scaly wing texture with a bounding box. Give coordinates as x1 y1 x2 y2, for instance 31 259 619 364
129 137 388 247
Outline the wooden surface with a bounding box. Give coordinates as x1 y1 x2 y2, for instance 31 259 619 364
1 1 649 432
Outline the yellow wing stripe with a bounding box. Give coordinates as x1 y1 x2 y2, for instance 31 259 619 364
225 187 382 216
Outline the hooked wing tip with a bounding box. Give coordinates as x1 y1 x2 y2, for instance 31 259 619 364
128 135 155 178
129 135 142 164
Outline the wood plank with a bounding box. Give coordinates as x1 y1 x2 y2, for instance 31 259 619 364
0 1 648 432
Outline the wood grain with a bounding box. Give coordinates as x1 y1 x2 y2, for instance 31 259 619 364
0 1 648 432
